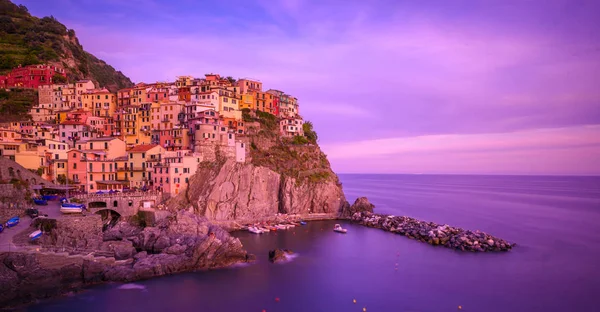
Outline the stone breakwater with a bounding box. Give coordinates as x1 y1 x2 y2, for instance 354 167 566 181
350 211 515 252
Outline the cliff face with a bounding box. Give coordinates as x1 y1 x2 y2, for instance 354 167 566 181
169 158 348 223
169 111 349 223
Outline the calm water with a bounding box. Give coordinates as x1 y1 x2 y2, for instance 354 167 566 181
28 175 600 312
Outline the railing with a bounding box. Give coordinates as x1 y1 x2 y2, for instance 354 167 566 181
74 190 162 199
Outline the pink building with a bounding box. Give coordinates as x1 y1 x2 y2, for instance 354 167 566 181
152 150 201 196
67 150 87 192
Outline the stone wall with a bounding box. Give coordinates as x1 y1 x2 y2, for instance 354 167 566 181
0 158 56 188
0 184 30 223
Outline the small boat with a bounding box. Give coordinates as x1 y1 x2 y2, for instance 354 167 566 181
0 224 4 233
6 216 19 228
275 224 287 230
248 226 263 234
60 202 84 214
29 230 42 241
33 198 48 205
333 224 347 233
258 227 270 233
267 226 277 231
300 221 307 225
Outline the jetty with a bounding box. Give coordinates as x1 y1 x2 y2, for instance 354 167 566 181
350 211 515 252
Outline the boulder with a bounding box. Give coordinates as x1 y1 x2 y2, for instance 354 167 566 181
340 197 375 218
268 249 293 263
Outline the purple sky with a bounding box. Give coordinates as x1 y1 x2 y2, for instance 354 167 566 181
16 0 600 174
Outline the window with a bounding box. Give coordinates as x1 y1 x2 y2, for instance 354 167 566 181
73 153 76 158
130 172 133 177
129 153 133 159
142 153 145 158
90 174 93 181
104 142 108 149
89 163 92 171
73 163 77 169
113 200 118 207
175 168 178 173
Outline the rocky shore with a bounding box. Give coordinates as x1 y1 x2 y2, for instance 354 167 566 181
0 211 253 308
345 197 515 252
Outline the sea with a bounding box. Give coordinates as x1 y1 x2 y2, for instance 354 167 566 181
27 174 600 312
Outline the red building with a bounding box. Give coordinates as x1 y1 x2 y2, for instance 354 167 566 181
0 64 66 89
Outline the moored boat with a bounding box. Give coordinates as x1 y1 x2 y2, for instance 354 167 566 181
0 224 4 233
60 203 84 214
33 198 48 205
333 224 347 233
29 230 42 240
248 226 263 234
300 221 307 225
275 224 287 230
259 226 270 233
6 216 19 228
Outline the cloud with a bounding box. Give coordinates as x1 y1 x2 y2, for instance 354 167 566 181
321 125 600 174
322 125 600 159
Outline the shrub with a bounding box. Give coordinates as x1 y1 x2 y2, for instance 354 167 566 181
52 73 67 83
292 135 308 145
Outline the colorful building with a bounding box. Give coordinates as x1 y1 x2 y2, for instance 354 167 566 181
126 144 164 188
0 64 66 89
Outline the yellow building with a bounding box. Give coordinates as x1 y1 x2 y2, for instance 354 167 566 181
11 142 44 171
126 144 164 188
240 94 255 110
56 110 70 124
138 103 153 145
89 89 117 118
130 85 149 106
217 88 241 120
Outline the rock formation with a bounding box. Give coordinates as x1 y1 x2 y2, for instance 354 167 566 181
339 197 375 218
168 158 348 223
350 210 515 252
0 211 253 307
268 249 294 263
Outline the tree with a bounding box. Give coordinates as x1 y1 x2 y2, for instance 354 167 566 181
226 76 236 84
52 73 67 83
303 121 318 144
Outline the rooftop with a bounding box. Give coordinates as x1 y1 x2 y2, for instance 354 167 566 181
128 144 159 152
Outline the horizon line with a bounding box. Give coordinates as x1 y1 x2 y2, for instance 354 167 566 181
336 173 600 177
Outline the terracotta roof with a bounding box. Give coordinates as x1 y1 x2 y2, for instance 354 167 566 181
128 144 158 152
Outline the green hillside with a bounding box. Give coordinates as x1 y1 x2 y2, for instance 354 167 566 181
0 0 133 92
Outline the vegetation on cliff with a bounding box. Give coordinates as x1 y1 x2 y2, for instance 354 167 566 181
0 0 133 91
243 109 337 185
0 88 36 121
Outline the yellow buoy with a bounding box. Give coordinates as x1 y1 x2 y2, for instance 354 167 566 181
363 308 367 312
458 305 462 310
353 299 356 304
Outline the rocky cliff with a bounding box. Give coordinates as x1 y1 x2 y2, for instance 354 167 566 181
169 158 347 224
168 110 350 224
